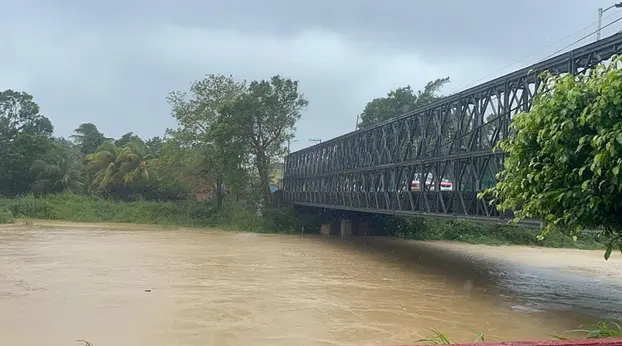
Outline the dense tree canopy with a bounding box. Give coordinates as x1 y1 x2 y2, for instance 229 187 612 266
481 58 622 259
0 72 307 207
357 77 450 129
0 90 54 196
220 75 308 206
166 74 250 208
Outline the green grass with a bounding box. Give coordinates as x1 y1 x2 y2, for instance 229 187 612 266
0 207 13 224
0 193 300 234
76 322 620 346
0 194 611 250
416 321 621 344
389 217 607 250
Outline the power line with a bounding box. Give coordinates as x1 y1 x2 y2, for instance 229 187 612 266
541 14 622 60
451 12 622 93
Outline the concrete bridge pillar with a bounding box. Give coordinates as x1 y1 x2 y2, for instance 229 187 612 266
340 219 352 237
320 219 352 236
320 223 330 235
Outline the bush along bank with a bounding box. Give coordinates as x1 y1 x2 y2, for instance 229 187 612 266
0 207 13 224
0 193 610 250
0 193 303 234
373 214 608 250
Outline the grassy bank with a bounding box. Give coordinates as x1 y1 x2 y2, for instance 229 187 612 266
0 194 610 250
0 193 299 233
384 215 608 250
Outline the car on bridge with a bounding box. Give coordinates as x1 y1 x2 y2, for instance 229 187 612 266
411 174 454 192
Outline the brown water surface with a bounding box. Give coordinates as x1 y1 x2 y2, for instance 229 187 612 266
1 222 621 346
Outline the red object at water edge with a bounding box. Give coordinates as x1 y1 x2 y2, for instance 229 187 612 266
376 338 622 346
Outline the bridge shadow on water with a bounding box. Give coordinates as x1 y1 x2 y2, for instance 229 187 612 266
302 234 622 326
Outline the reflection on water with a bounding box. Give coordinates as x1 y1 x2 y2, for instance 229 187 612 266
319 237 622 323
0 224 620 346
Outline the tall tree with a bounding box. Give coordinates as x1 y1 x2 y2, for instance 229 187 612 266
220 75 308 207
71 123 108 155
166 74 248 208
0 90 54 196
357 77 450 129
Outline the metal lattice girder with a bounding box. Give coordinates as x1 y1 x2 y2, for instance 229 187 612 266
283 33 622 221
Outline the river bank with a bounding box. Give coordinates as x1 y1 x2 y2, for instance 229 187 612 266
0 194 609 250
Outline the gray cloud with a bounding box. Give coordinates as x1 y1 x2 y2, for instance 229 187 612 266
2 0 622 152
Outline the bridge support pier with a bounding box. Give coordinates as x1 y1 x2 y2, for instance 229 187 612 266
319 219 353 236
340 219 352 237
320 223 330 235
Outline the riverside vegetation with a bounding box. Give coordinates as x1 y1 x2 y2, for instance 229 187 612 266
0 193 609 251
0 68 619 252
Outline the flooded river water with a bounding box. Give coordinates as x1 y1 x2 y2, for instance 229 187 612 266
1 222 621 346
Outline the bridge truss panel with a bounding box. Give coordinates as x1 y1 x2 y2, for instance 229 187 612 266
283 33 622 220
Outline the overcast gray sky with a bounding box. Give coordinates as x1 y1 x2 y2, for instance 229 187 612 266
2 0 622 151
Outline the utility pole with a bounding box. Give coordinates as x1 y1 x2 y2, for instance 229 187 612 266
597 2 622 41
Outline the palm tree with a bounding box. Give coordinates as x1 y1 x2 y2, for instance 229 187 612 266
70 123 111 155
86 140 155 193
30 156 84 194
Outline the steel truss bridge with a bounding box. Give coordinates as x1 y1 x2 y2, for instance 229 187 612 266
282 32 622 224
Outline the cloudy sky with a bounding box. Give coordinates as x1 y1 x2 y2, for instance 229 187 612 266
2 0 622 151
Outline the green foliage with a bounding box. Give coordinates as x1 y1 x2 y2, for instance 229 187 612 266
30 138 85 194
357 77 450 129
567 321 622 339
166 74 250 208
114 132 141 148
417 321 620 345
86 140 155 194
481 56 622 259
389 217 606 249
0 194 299 234
220 75 308 207
416 329 484 344
0 208 13 224
0 90 55 196
70 123 108 155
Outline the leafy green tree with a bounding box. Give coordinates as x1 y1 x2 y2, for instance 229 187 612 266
166 74 249 208
71 123 108 155
30 139 84 194
220 75 308 207
357 77 450 129
0 89 53 140
115 132 142 148
0 90 54 196
86 140 155 196
480 59 622 259
145 136 164 156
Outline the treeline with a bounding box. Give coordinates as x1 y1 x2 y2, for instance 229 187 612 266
0 73 451 208
0 75 308 211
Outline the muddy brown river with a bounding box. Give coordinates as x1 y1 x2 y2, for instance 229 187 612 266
1 222 621 346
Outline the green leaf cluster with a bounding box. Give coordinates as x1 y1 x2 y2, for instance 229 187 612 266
481 56 622 259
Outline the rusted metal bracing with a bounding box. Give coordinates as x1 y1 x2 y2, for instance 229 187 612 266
283 33 622 221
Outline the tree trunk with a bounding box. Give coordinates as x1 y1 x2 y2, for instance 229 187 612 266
215 174 223 210
256 150 272 209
